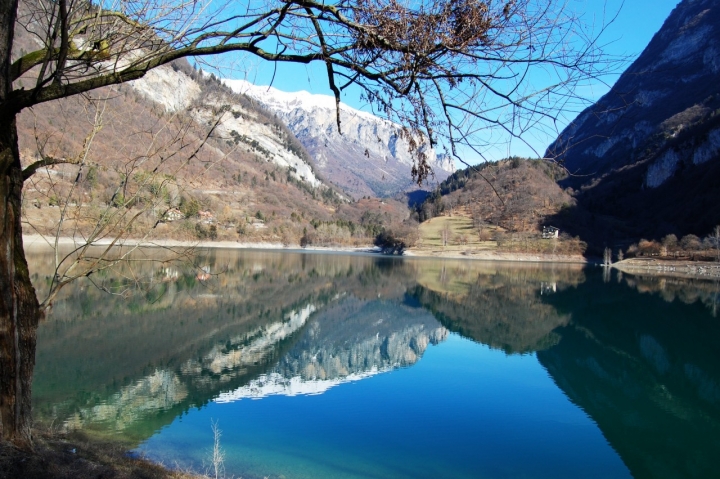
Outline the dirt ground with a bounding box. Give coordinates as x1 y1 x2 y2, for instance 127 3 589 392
0 431 200 479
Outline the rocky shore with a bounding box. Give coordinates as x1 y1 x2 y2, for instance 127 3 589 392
613 258 720 280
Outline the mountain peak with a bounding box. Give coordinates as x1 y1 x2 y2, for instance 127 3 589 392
547 0 720 182
224 78 455 199
224 79 379 122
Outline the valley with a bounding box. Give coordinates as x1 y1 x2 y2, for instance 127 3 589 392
14 0 720 266
4 1 720 478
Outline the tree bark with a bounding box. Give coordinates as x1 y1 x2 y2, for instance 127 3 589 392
0 115 40 449
0 0 41 448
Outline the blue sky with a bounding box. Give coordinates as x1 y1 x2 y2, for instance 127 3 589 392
219 0 680 164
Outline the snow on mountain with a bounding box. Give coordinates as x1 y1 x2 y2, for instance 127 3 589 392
224 79 455 198
63 304 317 431
214 369 384 402
215 296 448 403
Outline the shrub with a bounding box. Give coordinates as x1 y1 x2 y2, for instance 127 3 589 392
195 223 217 240
374 230 406 254
180 195 200 217
638 239 661 256
680 234 702 251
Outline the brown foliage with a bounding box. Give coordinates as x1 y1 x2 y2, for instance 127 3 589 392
421 158 573 233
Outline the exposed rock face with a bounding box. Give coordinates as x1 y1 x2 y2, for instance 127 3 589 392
543 0 720 242
129 66 201 113
53 294 447 429
547 0 720 187
128 65 322 187
224 80 455 198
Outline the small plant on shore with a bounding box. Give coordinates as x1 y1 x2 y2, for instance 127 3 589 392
204 420 226 479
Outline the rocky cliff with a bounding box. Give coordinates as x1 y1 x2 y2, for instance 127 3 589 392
545 0 720 242
224 80 455 199
216 297 447 401
129 66 325 188
548 0 720 184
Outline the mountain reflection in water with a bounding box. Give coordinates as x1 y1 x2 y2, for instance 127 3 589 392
30 249 448 441
28 248 720 479
538 272 720 479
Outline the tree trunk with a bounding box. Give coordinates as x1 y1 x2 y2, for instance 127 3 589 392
0 116 41 449
1 0 41 448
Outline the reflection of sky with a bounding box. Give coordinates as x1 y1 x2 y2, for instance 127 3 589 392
209 0 678 164
137 334 631 479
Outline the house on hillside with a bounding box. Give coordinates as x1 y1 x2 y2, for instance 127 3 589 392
542 226 560 239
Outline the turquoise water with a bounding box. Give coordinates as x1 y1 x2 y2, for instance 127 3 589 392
29 249 720 478
139 335 629 479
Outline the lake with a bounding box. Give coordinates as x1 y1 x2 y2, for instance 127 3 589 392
28 248 720 479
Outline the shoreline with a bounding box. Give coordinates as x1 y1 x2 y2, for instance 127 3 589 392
23 235 720 276
403 248 588 264
613 258 720 280
22 234 589 264
21 234 376 254
0 429 199 479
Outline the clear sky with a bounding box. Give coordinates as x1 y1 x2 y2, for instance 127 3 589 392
219 0 681 164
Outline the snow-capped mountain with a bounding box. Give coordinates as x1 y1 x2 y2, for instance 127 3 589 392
224 79 455 198
215 296 447 403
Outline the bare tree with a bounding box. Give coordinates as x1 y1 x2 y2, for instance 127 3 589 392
0 0 616 445
662 233 678 258
23 95 223 309
603 247 611 266
441 221 451 247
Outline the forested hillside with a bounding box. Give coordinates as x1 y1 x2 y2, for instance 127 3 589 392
417 158 572 233
16 56 413 247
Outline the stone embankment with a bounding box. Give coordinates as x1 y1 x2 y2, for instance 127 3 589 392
613 258 720 279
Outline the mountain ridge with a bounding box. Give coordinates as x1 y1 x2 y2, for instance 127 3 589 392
224 79 455 199
544 0 720 245
547 0 720 183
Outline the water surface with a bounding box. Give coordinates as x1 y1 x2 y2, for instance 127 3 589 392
29 249 720 478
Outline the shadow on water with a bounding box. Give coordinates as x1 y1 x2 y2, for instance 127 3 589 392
27 247 720 479
537 271 720 479
410 263 720 479
408 262 586 354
